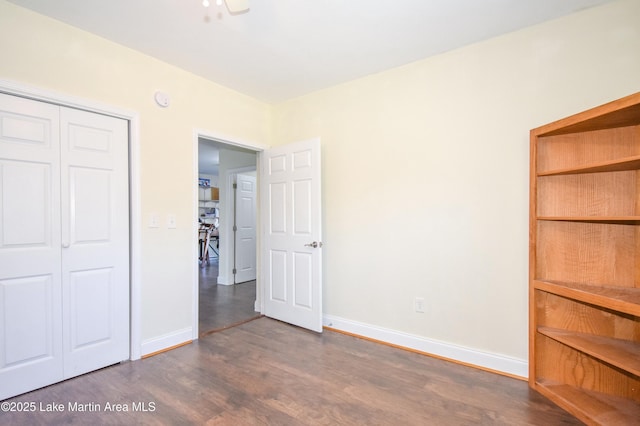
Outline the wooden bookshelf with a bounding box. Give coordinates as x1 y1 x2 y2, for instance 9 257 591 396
537 154 640 176
529 92 640 425
535 380 640 425
534 280 640 317
538 327 640 377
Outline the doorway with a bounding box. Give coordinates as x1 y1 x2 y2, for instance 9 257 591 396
193 133 324 337
196 137 260 336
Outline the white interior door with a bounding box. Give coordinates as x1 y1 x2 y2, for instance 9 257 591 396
0 93 63 400
234 173 256 283
60 107 129 377
261 138 322 332
0 94 129 400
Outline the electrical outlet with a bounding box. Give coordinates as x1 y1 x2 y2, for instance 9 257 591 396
414 297 425 313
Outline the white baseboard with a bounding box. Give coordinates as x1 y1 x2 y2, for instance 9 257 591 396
217 274 233 285
141 327 193 357
323 314 528 379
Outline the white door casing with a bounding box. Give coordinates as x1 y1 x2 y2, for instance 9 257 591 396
0 93 129 400
261 138 322 332
234 173 256 283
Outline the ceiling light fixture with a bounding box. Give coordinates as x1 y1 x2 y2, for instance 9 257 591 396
202 0 250 13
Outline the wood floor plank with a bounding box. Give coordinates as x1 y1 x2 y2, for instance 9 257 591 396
199 259 261 336
1 317 582 425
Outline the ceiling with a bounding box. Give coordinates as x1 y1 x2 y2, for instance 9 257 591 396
8 0 616 104
198 139 221 176
198 138 256 176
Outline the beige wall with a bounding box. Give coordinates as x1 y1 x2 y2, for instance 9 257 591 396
0 1 270 345
1 0 639 369
271 0 640 361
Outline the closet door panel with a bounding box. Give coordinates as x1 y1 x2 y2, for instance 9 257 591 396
60 107 129 378
0 275 62 400
0 93 63 400
69 167 111 244
2 161 51 247
69 268 113 348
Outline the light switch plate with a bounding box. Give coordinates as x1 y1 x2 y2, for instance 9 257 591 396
167 214 177 229
149 213 160 228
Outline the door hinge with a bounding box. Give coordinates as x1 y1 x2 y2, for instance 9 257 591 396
233 183 237 189
232 268 237 274
233 225 237 232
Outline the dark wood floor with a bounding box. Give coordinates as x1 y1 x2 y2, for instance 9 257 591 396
1 317 581 425
199 258 261 336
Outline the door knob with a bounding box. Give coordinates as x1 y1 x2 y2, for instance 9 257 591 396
304 241 323 248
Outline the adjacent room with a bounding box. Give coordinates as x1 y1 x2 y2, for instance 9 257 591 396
0 0 639 423
197 137 260 335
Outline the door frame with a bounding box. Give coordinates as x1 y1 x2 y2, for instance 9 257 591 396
192 129 265 339
0 79 142 359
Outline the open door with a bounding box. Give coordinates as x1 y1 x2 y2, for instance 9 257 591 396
261 138 322 332
234 172 257 283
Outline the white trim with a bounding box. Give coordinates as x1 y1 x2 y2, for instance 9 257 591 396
194 128 268 152
192 129 201 341
257 151 266 315
0 79 136 121
0 78 143 361
141 327 193 357
128 112 142 361
220 164 235 286
323 314 528 379
216 274 233 285
192 130 264 340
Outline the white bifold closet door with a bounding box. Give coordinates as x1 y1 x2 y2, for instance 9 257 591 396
0 93 129 400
